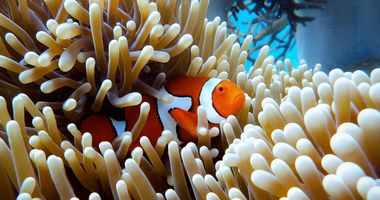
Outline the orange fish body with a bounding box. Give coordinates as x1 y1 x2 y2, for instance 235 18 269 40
80 76 245 149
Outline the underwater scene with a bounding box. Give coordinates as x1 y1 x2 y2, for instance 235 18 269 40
0 0 379 199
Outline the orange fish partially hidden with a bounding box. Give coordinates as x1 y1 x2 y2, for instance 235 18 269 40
80 76 245 149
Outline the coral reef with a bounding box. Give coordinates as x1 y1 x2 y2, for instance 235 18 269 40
228 0 325 62
0 0 379 200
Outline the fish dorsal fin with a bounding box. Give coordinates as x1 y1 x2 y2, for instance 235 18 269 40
109 117 126 136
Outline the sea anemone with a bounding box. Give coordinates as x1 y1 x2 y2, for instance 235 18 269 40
0 0 380 200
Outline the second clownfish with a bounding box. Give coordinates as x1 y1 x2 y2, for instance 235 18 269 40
80 76 245 149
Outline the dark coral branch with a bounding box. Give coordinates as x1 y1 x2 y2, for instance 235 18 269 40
228 0 325 62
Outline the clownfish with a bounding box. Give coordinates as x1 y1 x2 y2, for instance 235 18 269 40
80 76 245 149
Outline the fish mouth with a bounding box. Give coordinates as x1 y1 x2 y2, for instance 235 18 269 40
233 92 245 101
233 92 245 107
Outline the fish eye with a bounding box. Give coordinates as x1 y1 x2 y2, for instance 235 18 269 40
218 87 224 92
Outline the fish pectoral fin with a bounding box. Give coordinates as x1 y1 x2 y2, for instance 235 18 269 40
169 108 198 140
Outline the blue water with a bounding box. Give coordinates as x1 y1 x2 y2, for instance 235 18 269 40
233 10 299 69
